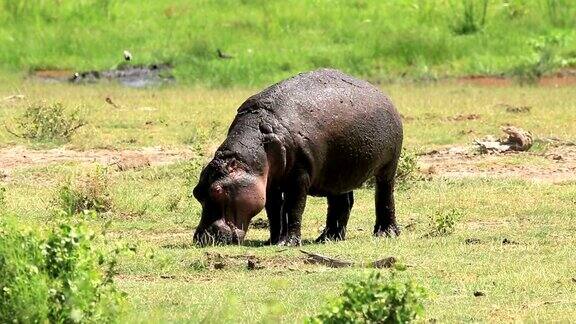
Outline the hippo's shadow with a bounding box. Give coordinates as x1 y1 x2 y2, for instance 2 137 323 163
161 239 318 249
242 238 316 248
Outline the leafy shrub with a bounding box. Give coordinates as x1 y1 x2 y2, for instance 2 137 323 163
0 221 49 321
58 165 112 215
396 149 420 188
308 272 426 323
6 102 86 142
429 208 462 236
450 0 489 35
0 220 125 323
364 149 421 190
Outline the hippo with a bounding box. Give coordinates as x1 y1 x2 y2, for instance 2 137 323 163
193 68 403 246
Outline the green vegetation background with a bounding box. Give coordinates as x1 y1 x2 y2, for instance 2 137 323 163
1 0 576 86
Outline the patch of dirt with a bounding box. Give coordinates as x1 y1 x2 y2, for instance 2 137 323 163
419 145 576 183
32 69 75 80
0 146 194 175
494 103 531 113
3 140 575 185
446 114 481 122
114 155 152 171
458 70 576 87
458 75 512 87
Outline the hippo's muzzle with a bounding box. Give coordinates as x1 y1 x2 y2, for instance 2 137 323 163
193 218 246 246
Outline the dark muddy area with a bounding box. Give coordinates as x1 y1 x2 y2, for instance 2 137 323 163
32 63 174 88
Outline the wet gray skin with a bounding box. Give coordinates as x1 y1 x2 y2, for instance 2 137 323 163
193 68 403 246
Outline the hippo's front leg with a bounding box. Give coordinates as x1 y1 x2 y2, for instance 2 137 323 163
277 173 310 246
265 188 285 245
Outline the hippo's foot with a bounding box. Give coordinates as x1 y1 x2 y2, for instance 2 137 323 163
277 235 301 247
264 237 281 245
373 224 400 238
315 228 345 243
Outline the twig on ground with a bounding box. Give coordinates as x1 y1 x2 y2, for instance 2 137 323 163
300 250 354 268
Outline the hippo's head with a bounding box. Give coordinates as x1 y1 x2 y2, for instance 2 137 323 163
192 157 267 246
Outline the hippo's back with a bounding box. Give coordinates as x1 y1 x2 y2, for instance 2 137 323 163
239 69 403 194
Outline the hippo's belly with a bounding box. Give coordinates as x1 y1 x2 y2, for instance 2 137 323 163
305 113 397 195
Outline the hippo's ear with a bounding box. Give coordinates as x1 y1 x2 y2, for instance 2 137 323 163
263 134 286 173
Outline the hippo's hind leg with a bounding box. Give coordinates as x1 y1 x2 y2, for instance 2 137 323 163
374 161 400 237
265 188 285 245
316 192 353 243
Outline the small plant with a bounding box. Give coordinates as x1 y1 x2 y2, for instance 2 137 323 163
396 149 420 188
450 0 489 35
429 208 463 236
0 220 125 323
308 271 426 323
58 165 112 215
5 102 86 142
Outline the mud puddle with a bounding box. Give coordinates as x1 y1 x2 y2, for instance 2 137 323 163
31 63 174 88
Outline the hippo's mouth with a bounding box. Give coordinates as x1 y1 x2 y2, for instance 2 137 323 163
193 222 246 246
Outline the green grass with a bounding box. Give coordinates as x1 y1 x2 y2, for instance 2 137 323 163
1 79 576 322
3 163 576 322
1 0 576 86
1 81 575 151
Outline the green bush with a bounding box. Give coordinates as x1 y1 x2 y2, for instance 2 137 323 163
309 272 426 323
58 165 112 215
0 221 49 321
0 220 125 323
6 102 86 143
364 149 421 190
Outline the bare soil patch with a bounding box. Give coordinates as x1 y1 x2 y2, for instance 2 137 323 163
458 70 576 87
2 143 574 183
0 146 194 173
419 145 576 183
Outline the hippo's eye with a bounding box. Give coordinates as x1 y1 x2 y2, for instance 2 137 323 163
210 184 227 201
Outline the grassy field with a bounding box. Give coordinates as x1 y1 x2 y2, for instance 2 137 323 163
1 0 576 86
1 79 575 322
2 81 576 151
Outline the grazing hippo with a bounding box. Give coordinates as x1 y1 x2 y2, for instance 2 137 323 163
193 69 403 246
